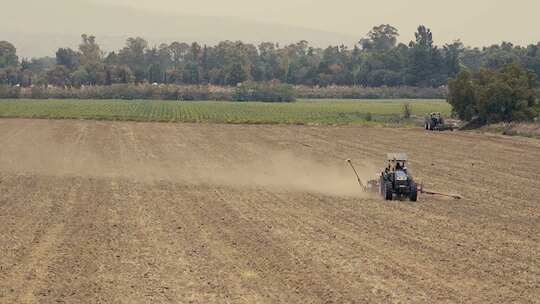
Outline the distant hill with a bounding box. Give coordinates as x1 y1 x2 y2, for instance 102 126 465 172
2 0 356 58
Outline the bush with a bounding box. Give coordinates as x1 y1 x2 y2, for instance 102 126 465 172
30 86 48 99
2 83 445 101
402 103 412 118
448 64 539 124
234 81 296 102
180 86 210 101
294 85 446 99
0 85 20 98
365 112 373 121
5 84 236 101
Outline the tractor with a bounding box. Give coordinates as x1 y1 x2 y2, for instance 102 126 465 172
379 153 418 201
425 112 454 131
346 155 462 202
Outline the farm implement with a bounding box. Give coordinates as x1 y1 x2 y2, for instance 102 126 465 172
347 154 462 201
424 112 456 131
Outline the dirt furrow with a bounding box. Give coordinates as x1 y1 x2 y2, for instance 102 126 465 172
1 119 538 303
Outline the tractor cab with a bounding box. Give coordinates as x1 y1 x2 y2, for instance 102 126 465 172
430 112 442 120
384 153 408 173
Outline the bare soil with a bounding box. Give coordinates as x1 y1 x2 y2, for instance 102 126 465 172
0 119 538 303
481 122 540 139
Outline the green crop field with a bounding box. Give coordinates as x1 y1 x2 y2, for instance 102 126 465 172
0 99 450 125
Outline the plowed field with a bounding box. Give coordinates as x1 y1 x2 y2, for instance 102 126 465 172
0 119 538 303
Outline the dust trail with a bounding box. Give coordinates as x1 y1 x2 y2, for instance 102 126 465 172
0 120 381 197
0 149 377 197
205 152 378 197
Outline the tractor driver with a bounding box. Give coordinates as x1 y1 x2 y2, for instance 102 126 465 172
390 157 400 171
389 158 397 172
395 161 403 171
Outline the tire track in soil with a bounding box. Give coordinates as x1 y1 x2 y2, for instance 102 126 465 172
246 189 455 302
179 185 446 302
201 187 335 303
161 184 298 303
7 123 93 303
295 193 518 303
0 120 539 303
215 188 392 303
0 176 82 303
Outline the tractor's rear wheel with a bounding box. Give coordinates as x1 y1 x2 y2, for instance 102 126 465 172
410 182 418 202
384 182 393 201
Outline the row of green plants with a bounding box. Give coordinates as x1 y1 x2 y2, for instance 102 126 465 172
0 83 445 102
0 99 449 125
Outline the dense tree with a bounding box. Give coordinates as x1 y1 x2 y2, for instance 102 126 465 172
1 26 540 92
79 34 102 65
0 41 18 68
522 43 540 78
56 48 80 70
442 41 463 78
360 24 399 52
447 70 476 121
0 67 19 85
46 65 71 87
0 42 20 85
406 25 445 86
119 37 148 82
448 64 539 123
227 62 247 85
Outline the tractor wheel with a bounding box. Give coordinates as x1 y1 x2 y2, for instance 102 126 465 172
409 182 418 202
424 123 428 130
427 122 432 131
384 182 393 201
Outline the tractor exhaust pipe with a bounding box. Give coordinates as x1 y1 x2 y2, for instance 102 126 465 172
346 159 367 191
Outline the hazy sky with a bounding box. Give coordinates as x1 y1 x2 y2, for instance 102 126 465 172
87 0 540 46
4 0 540 58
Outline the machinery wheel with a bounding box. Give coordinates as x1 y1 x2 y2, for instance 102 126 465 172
384 182 393 201
427 122 432 131
424 123 428 130
409 182 418 202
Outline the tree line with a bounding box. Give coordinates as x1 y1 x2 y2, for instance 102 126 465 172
1 25 540 89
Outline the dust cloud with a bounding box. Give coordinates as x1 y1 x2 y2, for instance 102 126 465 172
205 152 378 197
0 147 376 197
0 120 382 197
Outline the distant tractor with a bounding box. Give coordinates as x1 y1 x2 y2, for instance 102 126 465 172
425 112 454 131
379 153 418 201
